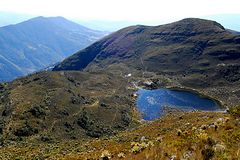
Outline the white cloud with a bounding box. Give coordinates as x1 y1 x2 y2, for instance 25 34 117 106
0 0 239 21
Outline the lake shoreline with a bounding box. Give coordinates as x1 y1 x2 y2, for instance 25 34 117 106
135 87 223 120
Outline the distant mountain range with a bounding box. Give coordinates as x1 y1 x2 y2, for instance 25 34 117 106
0 16 107 81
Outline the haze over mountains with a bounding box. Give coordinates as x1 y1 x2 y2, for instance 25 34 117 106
0 12 34 27
0 16 107 81
1 12 240 31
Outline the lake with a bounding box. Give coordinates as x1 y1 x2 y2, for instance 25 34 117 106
136 88 221 120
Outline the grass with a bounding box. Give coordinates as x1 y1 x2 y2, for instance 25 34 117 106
0 111 239 160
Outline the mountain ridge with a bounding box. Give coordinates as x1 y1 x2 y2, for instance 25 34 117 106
0 16 107 81
53 18 238 73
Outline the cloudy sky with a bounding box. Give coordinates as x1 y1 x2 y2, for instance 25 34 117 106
0 0 239 22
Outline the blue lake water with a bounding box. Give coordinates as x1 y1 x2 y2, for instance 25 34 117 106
136 88 220 120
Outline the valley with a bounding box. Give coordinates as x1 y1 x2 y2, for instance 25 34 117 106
0 18 239 159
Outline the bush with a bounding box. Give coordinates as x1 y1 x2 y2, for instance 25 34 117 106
202 148 214 160
0 135 3 145
14 125 38 137
228 106 240 117
28 105 47 118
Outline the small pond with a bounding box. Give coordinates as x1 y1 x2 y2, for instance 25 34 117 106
136 88 221 120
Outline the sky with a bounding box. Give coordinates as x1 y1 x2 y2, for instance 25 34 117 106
0 0 240 22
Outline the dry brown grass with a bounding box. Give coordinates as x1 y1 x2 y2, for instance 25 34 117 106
1 111 238 160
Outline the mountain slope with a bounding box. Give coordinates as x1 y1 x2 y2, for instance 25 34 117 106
54 18 240 74
53 18 240 106
0 16 107 81
0 70 137 142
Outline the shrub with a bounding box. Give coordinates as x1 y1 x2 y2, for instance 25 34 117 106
14 124 38 137
228 106 240 117
201 148 214 160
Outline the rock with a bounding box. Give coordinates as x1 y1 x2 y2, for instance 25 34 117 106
143 81 153 86
132 93 138 97
208 124 215 129
125 73 132 77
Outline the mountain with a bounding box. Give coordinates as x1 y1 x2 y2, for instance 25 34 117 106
54 18 240 106
54 18 239 71
0 18 239 159
0 16 107 81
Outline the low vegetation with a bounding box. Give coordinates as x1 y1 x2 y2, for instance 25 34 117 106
0 112 239 159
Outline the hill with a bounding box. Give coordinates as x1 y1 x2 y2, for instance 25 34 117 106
0 70 137 139
0 16 107 81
